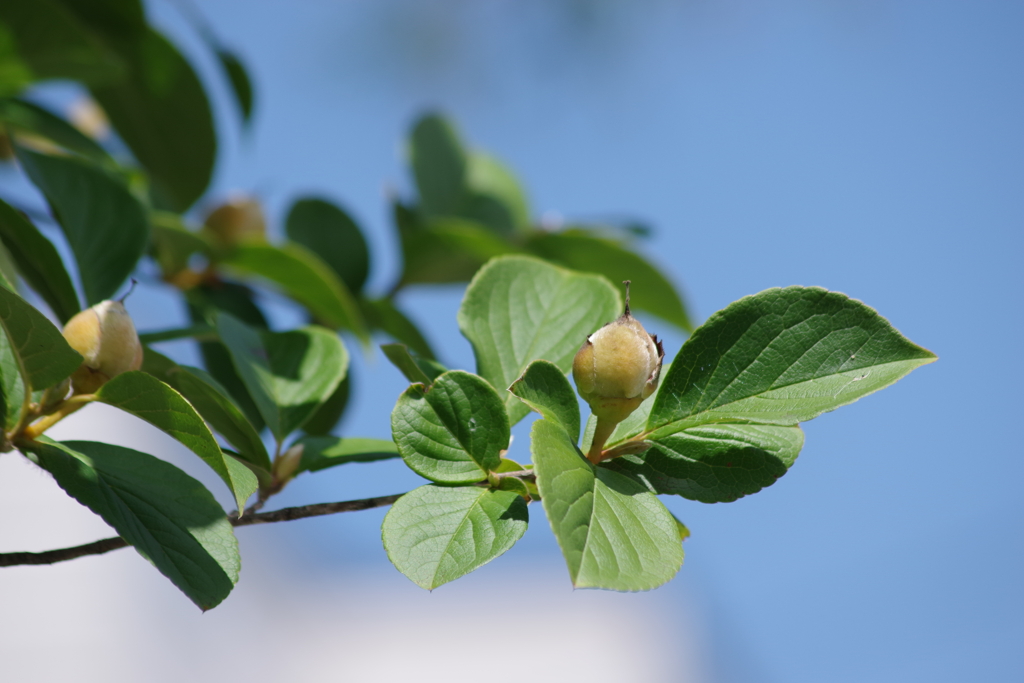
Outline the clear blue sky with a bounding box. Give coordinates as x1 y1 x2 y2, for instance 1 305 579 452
13 1 1024 681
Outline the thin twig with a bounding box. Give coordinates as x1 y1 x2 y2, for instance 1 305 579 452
0 493 404 567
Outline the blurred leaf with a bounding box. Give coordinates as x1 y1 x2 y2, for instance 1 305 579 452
216 49 253 124
16 148 148 305
457 255 620 425
604 423 805 503
96 370 259 512
526 229 692 332
224 242 367 342
0 0 125 85
0 196 80 322
648 287 938 437
286 197 368 294
0 283 81 392
391 370 509 484
0 97 113 165
294 434 398 475
508 359 580 444
398 213 517 287
25 438 238 611
215 313 349 442
382 484 528 590
149 211 209 277
0 25 34 96
360 297 435 360
531 419 683 591
380 343 433 385
90 28 215 211
300 374 350 436
137 324 213 345
465 152 530 234
409 113 466 217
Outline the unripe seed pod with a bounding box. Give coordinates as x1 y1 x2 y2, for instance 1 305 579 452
62 287 143 395
202 195 266 247
573 281 664 461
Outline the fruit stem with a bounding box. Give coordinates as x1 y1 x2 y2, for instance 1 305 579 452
17 395 96 441
587 417 620 464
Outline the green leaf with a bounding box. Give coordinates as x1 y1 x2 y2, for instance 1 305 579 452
0 196 80 322
216 48 253 124
409 113 466 217
381 342 433 385
0 0 125 85
294 434 399 474
25 438 238 610
0 97 114 165
0 283 81 392
149 211 210 278
648 287 938 437
89 27 216 211
0 320 24 428
0 24 34 96
224 242 367 341
532 419 683 591
603 423 805 503
300 374 350 436
391 370 510 484
398 215 518 287
526 229 692 332
215 314 349 442
382 484 528 590
508 359 581 444
360 296 436 359
16 148 148 305
286 198 369 294
457 255 621 425
464 152 530 235
168 365 271 472
95 371 258 512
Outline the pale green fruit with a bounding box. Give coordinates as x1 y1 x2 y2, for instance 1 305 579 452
62 299 143 394
203 195 266 247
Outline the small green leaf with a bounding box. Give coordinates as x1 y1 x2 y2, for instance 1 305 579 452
24 438 238 610
224 242 367 341
464 152 530 234
458 255 621 425
294 434 399 474
382 484 528 590
381 342 433 385
215 314 349 442
95 371 258 512
16 148 149 305
532 419 683 591
0 196 80 323
603 423 805 503
216 49 253 124
648 287 938 437
526 229 692 332
360 296 436 359
391 370 510 484
286 198 369 294
0 284 81 392
0 97 114 165
509 359 580 444
90 28 216 211
0 321 24 428
409 113 467 217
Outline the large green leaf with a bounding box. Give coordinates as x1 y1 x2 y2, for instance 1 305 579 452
286 198 369 294
215 313 349 442
603 423 805 503
0 319 23 428
508 359 580 444
224 242 367 341
533 419 683 591
95 371 258 512
16 148 148 305
526 229 692 332
294 435 399 474
457 255 621 425
648 287 938 437
0 0 125 85
0 24 34 96
0 197 80 322
0 97 113 165
409 113 467 217
382 484 528 590
25 438 238 610
0 284 81 392
391 370 509 484
90 27 215 211
300 374 350 436
532 419 683 591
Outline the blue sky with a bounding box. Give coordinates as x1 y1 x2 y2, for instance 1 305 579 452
3 1 1022 681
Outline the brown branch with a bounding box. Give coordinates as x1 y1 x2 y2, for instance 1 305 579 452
0 493 404 567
